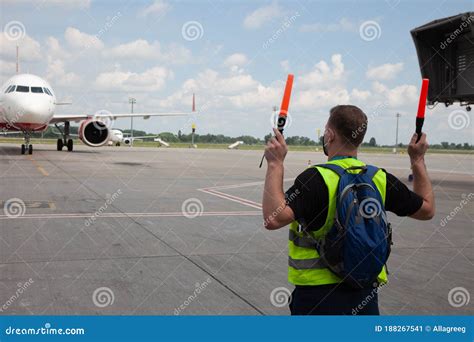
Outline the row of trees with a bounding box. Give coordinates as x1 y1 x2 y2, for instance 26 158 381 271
18 127 472 150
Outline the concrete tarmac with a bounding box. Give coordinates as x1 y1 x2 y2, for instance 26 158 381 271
0 143 472 315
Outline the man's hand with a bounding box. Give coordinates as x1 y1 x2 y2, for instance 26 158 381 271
408 132 428 166
407 132 435 220
264 128 288 165
262 128 294 230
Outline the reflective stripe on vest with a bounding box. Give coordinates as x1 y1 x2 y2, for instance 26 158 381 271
289 256 326 269
289 229 316 248
288 158 388 286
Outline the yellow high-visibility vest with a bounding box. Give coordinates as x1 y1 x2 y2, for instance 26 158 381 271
288 158 388 286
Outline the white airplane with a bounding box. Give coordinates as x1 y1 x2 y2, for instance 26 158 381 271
0 73 196 154
108 129 158 146
228 141 244 149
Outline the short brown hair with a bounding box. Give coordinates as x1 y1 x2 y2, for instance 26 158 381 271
328 105 368 147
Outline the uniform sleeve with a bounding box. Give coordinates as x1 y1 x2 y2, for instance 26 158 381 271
285 168 329 230
384 171 423 216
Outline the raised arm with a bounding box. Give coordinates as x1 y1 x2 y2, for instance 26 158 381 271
262 128 295 230
408 133 435 220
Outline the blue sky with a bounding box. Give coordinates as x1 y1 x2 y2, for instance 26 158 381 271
1 0 472 144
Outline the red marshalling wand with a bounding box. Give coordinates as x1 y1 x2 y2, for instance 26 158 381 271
415 78 429 143
259 74 294 168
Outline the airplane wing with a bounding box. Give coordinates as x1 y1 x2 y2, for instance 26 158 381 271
124 135 158 141
0 131 22 135
50 112 194 124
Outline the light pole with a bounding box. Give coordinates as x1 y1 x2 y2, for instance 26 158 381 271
395 113 401 153
129 97 136 147
191 123 196 147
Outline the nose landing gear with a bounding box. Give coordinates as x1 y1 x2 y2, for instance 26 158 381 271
21 132 33 155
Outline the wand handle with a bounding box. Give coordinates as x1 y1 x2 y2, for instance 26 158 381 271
277 116 286 135
415 117 424 143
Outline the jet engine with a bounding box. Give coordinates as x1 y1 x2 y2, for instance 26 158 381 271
79 119 110 147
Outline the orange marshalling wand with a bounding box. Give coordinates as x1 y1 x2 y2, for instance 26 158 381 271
259 74 295 168
276 74 294 134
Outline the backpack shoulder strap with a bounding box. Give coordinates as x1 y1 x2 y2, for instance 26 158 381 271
365 165 380 179
315 163 345 177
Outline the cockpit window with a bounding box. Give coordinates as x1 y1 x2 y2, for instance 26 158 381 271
43 87 52 96
7 85 16 93
4 85 13 93
31 87 44 93
16 85 29 93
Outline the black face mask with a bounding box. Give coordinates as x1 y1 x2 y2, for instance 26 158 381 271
322 135 329 156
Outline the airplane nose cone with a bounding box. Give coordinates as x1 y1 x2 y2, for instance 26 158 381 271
15 99 52 124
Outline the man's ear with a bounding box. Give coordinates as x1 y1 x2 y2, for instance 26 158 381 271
326 127 335 144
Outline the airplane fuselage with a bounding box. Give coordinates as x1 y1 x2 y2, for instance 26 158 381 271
0 74 56 132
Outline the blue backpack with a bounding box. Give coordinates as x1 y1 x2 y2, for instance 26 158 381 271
315 164 392 288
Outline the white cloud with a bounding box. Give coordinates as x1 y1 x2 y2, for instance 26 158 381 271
366 62 404 80
0 33 41 61
350 88 371 102
296 87 350 110
300 18 356 33
223 53 248 68
104 39 191 64
0 59 16 76
46 58 82 86
105 39 160 59
140 0 171 17
65 27 103 50
298 54 345 88
2 0 91 8
243 3 284 29
383 84 417 107
46 36 70 60
94 66 173 92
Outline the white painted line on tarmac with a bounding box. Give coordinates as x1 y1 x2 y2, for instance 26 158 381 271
0 211 261 220
199 188 262 209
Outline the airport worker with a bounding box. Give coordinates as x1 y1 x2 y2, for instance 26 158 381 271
262 105 435 315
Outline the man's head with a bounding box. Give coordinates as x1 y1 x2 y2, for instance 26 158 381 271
323 105 368 157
